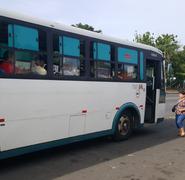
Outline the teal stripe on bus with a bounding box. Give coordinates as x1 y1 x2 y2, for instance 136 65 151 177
0 130 112 160
140 52 144 80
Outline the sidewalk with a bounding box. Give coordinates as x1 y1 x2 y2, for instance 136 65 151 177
166 89 178 94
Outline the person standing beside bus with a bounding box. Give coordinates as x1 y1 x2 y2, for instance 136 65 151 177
174 90 185 137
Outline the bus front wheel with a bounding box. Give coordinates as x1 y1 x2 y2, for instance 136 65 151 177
113 110 133 141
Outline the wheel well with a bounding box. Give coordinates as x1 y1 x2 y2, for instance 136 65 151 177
124 107 141 129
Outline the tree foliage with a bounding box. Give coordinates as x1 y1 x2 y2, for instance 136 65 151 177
155 34 180 64
172 49 185 83
71 23 102 33
134 32 184 87
134 31 155 47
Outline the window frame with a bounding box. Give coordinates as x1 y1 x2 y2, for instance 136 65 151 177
0 17 49 79
89 40 115 80
52 32 87 79
0 16 163 83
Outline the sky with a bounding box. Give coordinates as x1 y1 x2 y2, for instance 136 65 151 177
0 0 184 46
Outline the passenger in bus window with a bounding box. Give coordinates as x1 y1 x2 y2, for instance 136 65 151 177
0 51 14 75
32 57 47 75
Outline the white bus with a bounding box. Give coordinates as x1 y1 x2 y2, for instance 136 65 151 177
0 10 166 159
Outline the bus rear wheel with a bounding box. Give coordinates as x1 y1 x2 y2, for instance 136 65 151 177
113 110 133 141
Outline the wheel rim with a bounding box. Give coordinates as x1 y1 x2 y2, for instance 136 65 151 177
118 115 130 136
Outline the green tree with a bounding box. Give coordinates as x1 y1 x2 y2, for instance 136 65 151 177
172 49 185 87
134 32 182 87
155 34 180 85
134 31 155 46
155 34 180 65
71 23 102 33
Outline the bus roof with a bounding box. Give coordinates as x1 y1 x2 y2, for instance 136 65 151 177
0 9 162 55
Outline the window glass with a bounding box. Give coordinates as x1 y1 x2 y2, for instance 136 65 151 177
0 48 14 75
91 61 112 79
1 24 47 52
118 48 138 64
0 21 48 78
118 64 137 80
53 34 85 77
15 51 47 75
63 36 80 57
92 42 110 61
53 55 85 77
63 57 80 76
15 51 34 74
14 25 39 51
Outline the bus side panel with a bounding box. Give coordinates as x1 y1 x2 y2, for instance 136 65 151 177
0 79 146 151
155 89 166 122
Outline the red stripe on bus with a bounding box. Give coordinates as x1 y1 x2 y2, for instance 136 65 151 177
116 107 120 110
0 118 5 123
82 110 87 113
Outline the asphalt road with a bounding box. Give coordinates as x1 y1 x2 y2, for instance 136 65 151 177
1 93 184 180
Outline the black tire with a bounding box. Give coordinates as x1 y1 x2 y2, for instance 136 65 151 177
113 110 133 141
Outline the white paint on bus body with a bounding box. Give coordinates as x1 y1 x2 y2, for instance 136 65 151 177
0 79 146 151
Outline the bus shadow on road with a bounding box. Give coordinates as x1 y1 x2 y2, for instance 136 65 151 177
0 119 177 180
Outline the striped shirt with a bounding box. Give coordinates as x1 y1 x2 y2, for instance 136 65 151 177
176 98 185 115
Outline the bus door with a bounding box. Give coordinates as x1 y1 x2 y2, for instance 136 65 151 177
145 60 160 123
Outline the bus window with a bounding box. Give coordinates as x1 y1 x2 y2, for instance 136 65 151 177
0 48 14 75
91 61 111 79
117 47 138 81
13 25 39 51
90 42 114 79
117 64 138 80
118 47 138 64
62 57 80 76
0 21 47 77
15 51 35 74
52 34 85 77
15 51 47 75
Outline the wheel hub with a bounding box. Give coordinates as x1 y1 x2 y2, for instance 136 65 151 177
118 115 129 135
